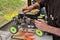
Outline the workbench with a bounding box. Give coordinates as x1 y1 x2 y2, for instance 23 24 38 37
0 21 53 40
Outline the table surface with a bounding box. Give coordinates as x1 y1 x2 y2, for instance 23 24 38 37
0 21 53 40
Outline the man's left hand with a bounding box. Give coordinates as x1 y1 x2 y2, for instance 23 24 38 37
35 19 50 32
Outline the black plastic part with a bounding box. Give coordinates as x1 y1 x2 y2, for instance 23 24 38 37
18 14 37 19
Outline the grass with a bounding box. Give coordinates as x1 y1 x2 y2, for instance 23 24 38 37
0 0 27 27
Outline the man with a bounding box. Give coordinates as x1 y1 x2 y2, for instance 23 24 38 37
22 0 60 40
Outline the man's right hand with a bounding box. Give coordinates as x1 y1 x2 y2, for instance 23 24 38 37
22 2 40 13
22 6 33 13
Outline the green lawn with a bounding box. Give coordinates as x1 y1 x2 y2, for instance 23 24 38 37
0 0 27 27
0 0 26 16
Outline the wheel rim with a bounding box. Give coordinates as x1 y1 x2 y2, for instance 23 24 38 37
10 26 17 34
35 29 43 36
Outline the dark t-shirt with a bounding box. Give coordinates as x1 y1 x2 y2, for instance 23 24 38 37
43 0 60 40
45 0 60 27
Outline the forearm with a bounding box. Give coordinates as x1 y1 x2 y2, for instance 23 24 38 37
28 2 40 9
47 25 60 36
35 0 44 3
28 0 44 9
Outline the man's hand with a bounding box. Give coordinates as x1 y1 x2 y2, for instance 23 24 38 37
35 19 49 32
35 19 60 36
22 6 33 13
22 2 40 13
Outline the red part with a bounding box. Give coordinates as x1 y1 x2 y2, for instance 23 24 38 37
24 37 34 40
25 33 34 37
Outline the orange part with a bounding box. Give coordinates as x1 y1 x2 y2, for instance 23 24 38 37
31 9 39 15
24 37 34 40
25 33 34 37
